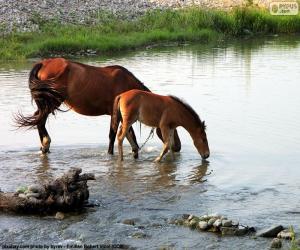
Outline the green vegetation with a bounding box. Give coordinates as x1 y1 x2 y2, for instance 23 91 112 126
1 7 300 60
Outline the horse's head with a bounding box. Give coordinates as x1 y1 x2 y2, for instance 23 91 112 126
193 121 210 159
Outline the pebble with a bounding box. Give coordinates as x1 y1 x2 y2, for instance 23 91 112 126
189 218 199 229
55 212 65 220
198 221 208 230
256 225 284 238
270 238 282 249
122 219 135 226
277 229 293 240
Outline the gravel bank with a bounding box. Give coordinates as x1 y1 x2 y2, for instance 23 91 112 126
0 0 270 34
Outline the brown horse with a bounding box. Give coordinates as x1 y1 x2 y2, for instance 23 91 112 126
15 58 181 157
112 89 210 162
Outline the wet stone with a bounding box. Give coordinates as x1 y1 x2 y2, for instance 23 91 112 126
131 232 148 239
208 217 217 226
55 212 65 220
26 192 40 198
221 219 232 227
213 219 222 228
122 219 135 226
277 229 293 239
198 221 208 231
188 214 195 221
189 218 199 229
28 184 43 193
18 193 27 199
257 225 284 238
270 238 282 249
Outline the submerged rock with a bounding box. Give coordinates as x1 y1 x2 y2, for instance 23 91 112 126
270 238 282 249
208 217 217 226
221 226 249 236
256 225 284 238
132 232 148 239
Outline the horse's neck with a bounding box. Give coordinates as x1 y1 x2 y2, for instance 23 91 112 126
177 106 198 139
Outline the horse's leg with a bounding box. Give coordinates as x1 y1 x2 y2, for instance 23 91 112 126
36 112 51 154
127 126 139 159
169 129 175 160
154 127 171 163
156 128 181 152
108 124 116 155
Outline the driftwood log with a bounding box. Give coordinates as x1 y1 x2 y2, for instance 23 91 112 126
0 168 95 214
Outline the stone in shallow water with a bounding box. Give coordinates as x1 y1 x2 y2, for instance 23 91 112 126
28 184 43 193
198 221 208 230
222 219 232 227
18 193 27 199
55 212 65 220
26 192 40 198
132 232 148 239
221 226 249 236
256 225 284 238
122 219 135 226
270 238 282 248
189 218 199 229
213 219 222 228
208 217 217 226
277 229 293 239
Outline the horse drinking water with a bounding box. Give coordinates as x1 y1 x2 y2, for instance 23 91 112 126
15 58 181 157
112 89 210 162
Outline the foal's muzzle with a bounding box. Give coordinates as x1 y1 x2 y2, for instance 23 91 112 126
202 152 210 159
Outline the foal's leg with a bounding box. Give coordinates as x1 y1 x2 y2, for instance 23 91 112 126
156 128 181 152
117 123 131 161
36 112 51 154
154 127 171 163
127 127 139 159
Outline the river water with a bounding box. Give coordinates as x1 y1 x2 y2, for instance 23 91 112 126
0 36 300 249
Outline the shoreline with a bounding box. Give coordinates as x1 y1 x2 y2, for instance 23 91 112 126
0 7 300 61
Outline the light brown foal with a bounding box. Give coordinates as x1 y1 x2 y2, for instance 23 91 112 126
112 89 210 162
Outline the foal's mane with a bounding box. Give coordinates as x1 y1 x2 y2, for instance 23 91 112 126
169 96 206 131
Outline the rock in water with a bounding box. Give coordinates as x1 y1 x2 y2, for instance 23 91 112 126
256 225 284 237
198 221 208 230
55 212 65 220
222 219 232 227
122 219 135 226
270 238 282 249
277 229 293 239
213 219 222 228
208 217 217 226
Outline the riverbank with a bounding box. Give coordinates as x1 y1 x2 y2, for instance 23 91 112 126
1 7 300 60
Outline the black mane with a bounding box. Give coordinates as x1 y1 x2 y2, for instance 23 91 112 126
169 95 206 131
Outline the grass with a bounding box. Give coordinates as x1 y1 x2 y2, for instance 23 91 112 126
1 7 300 60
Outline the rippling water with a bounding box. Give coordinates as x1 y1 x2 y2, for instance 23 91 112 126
1 36 300 249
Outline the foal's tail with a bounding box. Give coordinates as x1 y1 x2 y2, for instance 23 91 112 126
112 95 122 133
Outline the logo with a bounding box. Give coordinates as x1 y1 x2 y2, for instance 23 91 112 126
270 1 299 15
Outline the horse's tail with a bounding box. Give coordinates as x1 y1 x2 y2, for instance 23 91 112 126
112 95 122 133
14 63 65 129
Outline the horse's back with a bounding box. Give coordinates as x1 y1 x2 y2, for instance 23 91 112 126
37 58 68 81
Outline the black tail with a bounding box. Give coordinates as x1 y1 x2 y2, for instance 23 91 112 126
14 63 65 129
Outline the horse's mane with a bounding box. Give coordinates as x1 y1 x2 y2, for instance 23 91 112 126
169 95 206 131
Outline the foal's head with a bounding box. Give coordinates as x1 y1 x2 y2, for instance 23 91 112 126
193 120 210 159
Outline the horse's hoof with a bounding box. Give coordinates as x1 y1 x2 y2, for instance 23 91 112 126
154 157 161 163
133 150 139 159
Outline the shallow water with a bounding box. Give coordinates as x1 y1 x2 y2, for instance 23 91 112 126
1 36 300 249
